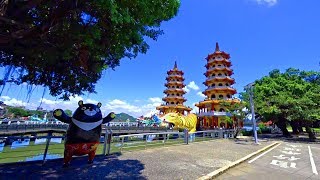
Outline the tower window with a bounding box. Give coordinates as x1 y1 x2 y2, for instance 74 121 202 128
227 94 231 98
226 83 229 86
218 83 223 86
219 108 225 112
218 64 222 67
211 95 216 99
171 102 174 104
218 73 222 76
219 95 223 99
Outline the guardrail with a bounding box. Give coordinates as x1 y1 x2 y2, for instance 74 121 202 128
0 129 235 165
0 124 172 135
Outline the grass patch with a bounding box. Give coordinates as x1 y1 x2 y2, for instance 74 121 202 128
0 135 221 164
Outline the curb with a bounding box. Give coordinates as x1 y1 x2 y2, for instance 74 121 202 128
197 141 281 180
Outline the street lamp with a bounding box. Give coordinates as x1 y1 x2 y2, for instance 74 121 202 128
245 82 258 144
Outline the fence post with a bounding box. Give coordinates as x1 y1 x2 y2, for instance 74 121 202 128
42 131 52 165
163 134 166 146
102 128 108 155
106 130 113 155
120 136 124 152
219 129 223 138
145 134 148 149
184 129 189 145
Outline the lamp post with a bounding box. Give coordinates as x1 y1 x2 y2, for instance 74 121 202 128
245 82 258 144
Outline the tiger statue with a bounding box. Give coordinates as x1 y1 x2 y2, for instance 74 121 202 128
160 113 197 132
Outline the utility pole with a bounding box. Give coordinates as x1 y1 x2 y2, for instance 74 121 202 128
245 82 258 144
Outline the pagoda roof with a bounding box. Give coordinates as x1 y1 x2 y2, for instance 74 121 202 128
195 98 240 108
167 61 184 75
205 42 230 60
156 105 192 111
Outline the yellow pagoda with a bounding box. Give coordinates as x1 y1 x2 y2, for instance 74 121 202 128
195 42 240 129
156 61 192 115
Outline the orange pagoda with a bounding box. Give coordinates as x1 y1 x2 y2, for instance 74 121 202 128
156 61 192 115
195 42 240 129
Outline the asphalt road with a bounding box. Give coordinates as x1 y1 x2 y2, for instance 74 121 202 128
218 142 320 180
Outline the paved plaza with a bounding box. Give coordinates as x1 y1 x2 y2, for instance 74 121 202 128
0 139 273 180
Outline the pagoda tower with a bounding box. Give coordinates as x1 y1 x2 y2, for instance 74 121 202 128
195 42 240 128
156 61 192 115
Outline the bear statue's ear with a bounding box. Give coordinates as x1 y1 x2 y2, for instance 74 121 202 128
97 102 102 108
78 100 84 107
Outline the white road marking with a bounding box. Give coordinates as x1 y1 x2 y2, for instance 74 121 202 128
248 143 281 163
308 145 318 175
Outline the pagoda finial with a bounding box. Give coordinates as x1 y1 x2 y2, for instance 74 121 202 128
174 61 177 69
215 42 220 52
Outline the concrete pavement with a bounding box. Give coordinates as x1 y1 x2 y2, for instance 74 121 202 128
0 139 274 180
217 142 320 180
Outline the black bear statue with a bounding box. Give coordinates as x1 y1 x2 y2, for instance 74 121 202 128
53 100 115 167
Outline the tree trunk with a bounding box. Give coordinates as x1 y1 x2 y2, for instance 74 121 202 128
290 121 299 134
234 127 240 138
305 126 316 142
275 119 292 138
298 121 304 133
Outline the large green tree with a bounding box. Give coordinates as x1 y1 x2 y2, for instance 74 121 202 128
0 0 180 99
7 107 29 118
242 68 320 140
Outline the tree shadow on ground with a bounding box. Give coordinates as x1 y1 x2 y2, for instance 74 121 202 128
0 153 146 180
258 134 320 144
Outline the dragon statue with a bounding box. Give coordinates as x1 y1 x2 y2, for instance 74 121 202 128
160 112 197 132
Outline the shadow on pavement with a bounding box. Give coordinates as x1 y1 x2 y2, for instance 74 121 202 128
258 134 320 143
0 153 146 180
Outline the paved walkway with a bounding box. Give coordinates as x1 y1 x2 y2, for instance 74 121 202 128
0 139 273 180
217 142 320 180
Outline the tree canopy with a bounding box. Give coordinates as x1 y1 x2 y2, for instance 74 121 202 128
241 68 320 140
0 0 180 99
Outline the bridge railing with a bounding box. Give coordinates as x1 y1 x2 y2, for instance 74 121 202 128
0 123 172 135
115 128 235 152
0 128 235 165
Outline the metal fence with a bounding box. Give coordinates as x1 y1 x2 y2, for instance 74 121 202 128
0 129 234 165
0 124 173 135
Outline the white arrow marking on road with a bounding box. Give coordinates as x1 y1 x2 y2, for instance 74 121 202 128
248 143 281 164
308 145 318 175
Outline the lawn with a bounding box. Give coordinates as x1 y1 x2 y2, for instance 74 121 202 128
0 136 217 164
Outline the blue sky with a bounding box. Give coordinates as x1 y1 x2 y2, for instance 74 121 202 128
1 0 320 117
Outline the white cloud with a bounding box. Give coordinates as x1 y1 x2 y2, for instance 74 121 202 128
191 102 199 114
0 96 37 109
149 97 162 103
254 0 277 6
186 81 200 91
197 91 206 98
1 95 165 118
0 96 11 100
183 86 190 93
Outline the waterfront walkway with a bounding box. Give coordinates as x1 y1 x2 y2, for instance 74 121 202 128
0 139 274 180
